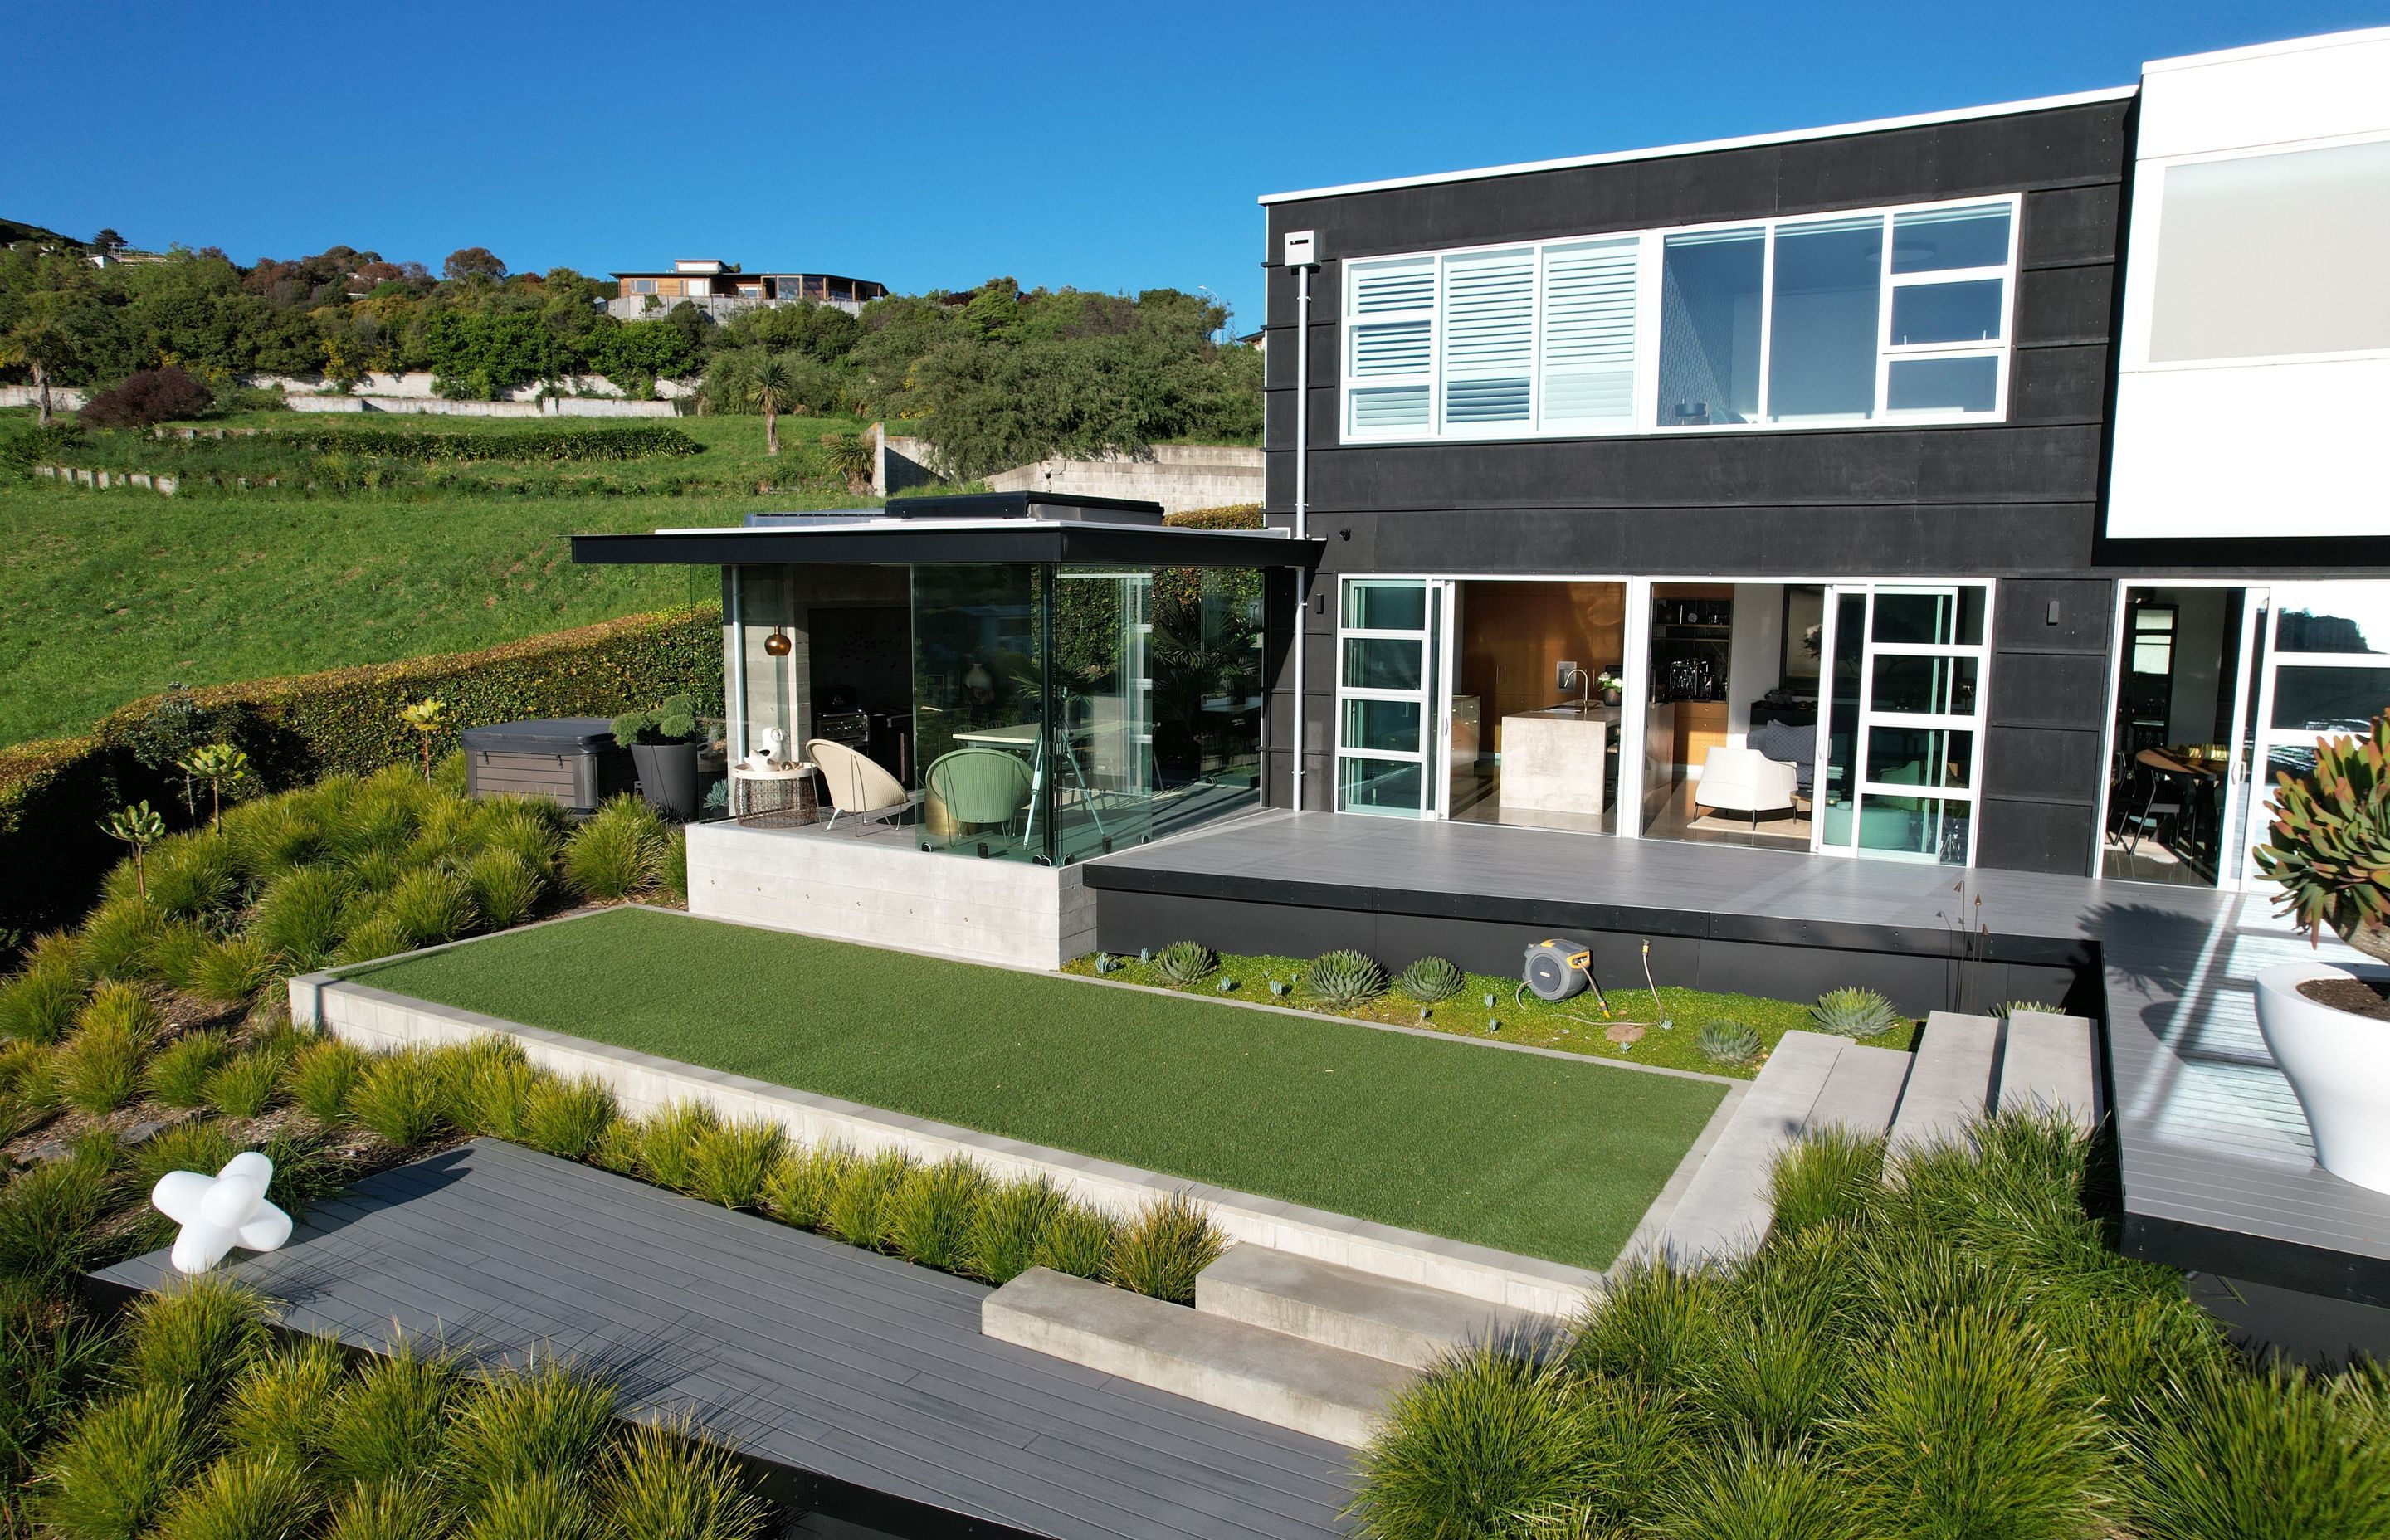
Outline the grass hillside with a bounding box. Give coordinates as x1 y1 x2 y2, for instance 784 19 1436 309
0 410 880 746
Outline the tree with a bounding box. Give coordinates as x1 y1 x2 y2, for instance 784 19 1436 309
0 317 76 426
100 802 166 899
401 698 449 781
90 228 127 254
743 353 802 456
176 743 255 831
443 246 507 283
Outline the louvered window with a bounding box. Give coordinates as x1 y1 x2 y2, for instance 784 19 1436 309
1539 240 1638 426
1439 251 1534 429
1344 257 1435 436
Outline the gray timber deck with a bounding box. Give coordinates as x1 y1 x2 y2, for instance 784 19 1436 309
1093 812 2390 1301
95 1139 1354 1540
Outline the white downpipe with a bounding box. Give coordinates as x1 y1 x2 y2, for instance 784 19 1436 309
1291 262 1313 815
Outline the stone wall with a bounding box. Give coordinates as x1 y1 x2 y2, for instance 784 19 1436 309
285 394 682 419
0 384 88 412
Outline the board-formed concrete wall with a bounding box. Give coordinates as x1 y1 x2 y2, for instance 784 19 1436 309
873 432 1263 514
685 821 1096 970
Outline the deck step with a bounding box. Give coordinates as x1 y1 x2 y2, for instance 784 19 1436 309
1649 1030 1851 1265
983 1267 1412 1447
1194 1245 1565 1371
1805 1042 1913 1133
1997 1011 2098 1130
1889 1011 1999 1154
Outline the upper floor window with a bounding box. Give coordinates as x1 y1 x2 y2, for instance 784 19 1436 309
1340 195 2018 443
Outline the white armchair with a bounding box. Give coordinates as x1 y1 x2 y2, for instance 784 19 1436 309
806 739 909 832
1695 746 1800 828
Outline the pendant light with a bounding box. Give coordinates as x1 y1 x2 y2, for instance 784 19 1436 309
763 626 792 657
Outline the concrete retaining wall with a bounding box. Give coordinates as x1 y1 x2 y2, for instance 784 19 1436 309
685 821 1095 970
871 432 1263 514
285 394 681 418
32 465 178 494
289 931 1603 1314
0 384 87 412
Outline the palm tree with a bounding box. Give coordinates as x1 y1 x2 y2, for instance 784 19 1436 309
746 353 800 457
0 319 75 426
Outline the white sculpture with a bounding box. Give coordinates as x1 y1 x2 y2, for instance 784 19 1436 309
749 727 787 769
150 1151 294 1276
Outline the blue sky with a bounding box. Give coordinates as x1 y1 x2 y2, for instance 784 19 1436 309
9 2 2385 329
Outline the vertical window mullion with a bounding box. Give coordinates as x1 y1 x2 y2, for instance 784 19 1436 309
1874 213 1897 415
1755 220 1777 424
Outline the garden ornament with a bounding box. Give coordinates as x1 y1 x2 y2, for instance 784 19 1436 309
151 1151 293 1275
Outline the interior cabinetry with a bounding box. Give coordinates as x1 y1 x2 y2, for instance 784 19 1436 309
1675 700 1729 770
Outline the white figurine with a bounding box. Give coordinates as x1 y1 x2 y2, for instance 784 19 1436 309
151 1151 294 1275
757 727 787 768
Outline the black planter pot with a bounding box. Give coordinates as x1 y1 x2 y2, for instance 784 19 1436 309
629 743 703 821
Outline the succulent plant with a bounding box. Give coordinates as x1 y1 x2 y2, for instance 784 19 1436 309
1811 986 1898 1038
1216 977 1236 994
1093 953 1120 975
1992 999 2061 1020
1267 977 1290 999
1304 948 1388 1007
2256 714 2390 963
1698 1017 1763 1065
1152 940 1217 987
1138 947 1152 965
1397 956 1466 1004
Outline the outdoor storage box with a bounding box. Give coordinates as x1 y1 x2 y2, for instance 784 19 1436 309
461 718 634 813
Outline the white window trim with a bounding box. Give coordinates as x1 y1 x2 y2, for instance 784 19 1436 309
1339 192 2023 446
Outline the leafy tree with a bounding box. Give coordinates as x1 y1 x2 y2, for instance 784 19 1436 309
78 365 214 428
744 353 801 456
100 803 166 899
0 316 76 425
176 743 256 831
90 228 127 254
443 246 508 283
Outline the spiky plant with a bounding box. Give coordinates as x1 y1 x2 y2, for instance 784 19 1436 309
964 1175 1068 1285
519 1075 617 1160
1698 1017 1763 1065
381 867 476 949
1033 1201 1118 1280
329 914 412 968
1993 1000 2066 1020
563 797 666 901
1303 948 1388 1007
1149 941 1217 987
1810 986 1896 1038
1396 955 1466 1004
1647 1438 1867 1540
80 895 167 981
1767 1126 1887 1235
154 1448 321 1540
190 936 278 1006
285 1037 367 1123
148 1031 232 1109
1105 1192 1226 1304
2256 714 2390 962
886 1157 989 1273
684 1120 786 1211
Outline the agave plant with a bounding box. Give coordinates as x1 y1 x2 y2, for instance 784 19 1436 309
1812 986 1897 1038
1699 1017 1763 1065
1304 948 1388 1008
1993 1000 2064 1020
1397 956 1466 1004
2255 714 2390 962
1151 941 1217 987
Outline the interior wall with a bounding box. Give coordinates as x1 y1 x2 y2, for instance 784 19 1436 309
2166 586 2231 744
1458 581 1625 752
1726 583 1784 744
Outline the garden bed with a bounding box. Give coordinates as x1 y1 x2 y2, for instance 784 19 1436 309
1062 948 1920 1079
339 908 1729 1269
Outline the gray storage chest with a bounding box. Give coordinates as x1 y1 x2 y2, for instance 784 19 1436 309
461 718 635 813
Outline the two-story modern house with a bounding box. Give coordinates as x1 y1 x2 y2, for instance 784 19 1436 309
1252 26 2390 900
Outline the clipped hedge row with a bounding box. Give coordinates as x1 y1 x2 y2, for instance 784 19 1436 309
1163 504 1263 529
0 607 722 947
262 422 704 463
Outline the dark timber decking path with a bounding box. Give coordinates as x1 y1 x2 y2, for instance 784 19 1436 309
1091 812 2390 1304
96 1139 1354 1540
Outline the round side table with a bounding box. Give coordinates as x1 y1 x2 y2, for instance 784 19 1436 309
730 762 818 827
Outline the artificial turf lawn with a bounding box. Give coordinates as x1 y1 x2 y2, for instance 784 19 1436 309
344 908 1729 1269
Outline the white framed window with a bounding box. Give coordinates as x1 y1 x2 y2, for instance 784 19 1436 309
1338 193 2021 446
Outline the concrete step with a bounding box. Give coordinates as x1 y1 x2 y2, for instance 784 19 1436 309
1997 1011 2099 1131
1649 1030 1850 1265
983 1266 1412 1447
1805 1042 1913 1133
1194 1244 1565 1371
1888 1011 1999 1154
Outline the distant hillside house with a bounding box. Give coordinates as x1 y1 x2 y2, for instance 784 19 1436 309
607 258 887 319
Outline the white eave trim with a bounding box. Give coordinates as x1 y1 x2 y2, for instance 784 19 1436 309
1256 85 2139 207
2141 23 2390 75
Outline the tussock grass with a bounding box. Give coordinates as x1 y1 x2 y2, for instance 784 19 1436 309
463 850 544 931
146 1031 232 1109
683 1120 784 1211
761 1145 852 1231
131 1121 238 1192
120 1275 272 1408
0 1138 119 1290
190 936 278 1006
0 948 89 1042
1766 1126 1886 1235
203 1047 286 1118
964 1175 1066 1285
443 1357 617 1514
822 1147 912 1250
319 1340 456 1489
251 867 354 972
382 868 476 949
152 1448 319 1540
518 1075 615 1160
31 1386 199 1540
319 1477 444 1540
80 896 168 981
632 1102 718 1193
592 1419 768 1540
346 1048 446 1147
285 1037 366 1123
1105 1192 1224 1304
1034 1201 1117 1281
1350 1346 1603 1540
885 1157 986 1273
222 1338 349 1472
562 797 666 901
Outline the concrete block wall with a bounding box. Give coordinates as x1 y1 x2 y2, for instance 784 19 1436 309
685 821 1098 970
873 432 1264 514
290 946 1605 1313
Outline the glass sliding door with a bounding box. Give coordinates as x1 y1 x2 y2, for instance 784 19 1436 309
1812 582 1991 865
1336 578 1443 816
2241 583 2390 886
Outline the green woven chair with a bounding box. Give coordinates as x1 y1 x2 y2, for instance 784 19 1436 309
925 748 1033 837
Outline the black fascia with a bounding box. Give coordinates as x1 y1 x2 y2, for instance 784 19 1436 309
568 526 1322 569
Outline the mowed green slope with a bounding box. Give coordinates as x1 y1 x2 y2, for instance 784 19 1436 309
347 908 1729 1268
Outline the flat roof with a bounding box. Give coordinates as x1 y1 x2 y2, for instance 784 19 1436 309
2143 22 2390 75
571 518 1319 570
1257 84 2139 207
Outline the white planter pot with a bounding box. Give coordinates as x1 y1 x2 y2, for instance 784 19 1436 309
2254 960 2390 1195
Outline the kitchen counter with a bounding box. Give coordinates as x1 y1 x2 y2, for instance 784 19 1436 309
1500 705 1619 827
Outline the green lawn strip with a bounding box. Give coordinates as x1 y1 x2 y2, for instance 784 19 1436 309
344 909 1729 1269
1062 950 1919 1079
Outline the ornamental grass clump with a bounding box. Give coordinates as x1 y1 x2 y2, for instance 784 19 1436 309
80 895 167 981
1105 1192 1226 1304
59 983 157 1114
147 1031 232 1109
148 921 216 993
190 936 277 1006
203 1046 286 1119
330 913 412 968
151 1447 319 1540
0 948 88 1043
381 867 476 949
633 1101 719 1193
1809 986 1897 1038
1766 1126 1887 1235
463 849 544 932
519 1075 616 1161
2126 1357 2390 1540
251 865 354 972
1396 955 1466 1005
762 1145 854 1231
1304 948 1388 1007
563 797 666 901
885 1157 987 1272
120 1275 272 1409
285 1037 366 1123
131 1120 238 1192
684 1120 785 1211
30 1385 200 1540
147 832 240 921
347 1047 446 1147
1149 941 1216 987
965 1175 1068 1285
1034 1201 1118 1281
319 1340 456 1490
0 1139 119 1291
1349 1345 1602 1540
221 1338 348 1473
319 1476 444 1540
442 1356 618 1516
823 1148 914 1250
593 1419 767 1540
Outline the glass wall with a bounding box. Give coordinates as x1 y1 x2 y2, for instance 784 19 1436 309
905 562 1263 865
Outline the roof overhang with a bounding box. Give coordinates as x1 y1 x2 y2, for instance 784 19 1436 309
570 518 1321 570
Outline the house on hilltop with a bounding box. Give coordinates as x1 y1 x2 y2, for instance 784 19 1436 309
607 258 887 319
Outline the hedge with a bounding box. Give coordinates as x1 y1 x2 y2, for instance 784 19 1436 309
1163 504 1263 529
0 606 722 947
261 423 704 463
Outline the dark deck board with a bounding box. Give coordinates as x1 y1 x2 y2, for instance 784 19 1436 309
1094 812 2390 1299
95 1140 1354 1540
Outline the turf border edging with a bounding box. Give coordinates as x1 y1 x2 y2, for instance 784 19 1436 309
293 951 1642 1315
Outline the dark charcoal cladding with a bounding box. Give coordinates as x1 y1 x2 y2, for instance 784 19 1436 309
1254 99 2134 874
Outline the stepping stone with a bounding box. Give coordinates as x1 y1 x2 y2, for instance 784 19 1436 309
1651 1029 1848 1265
1997 1011 2098 1129
1196 1244 1565 1370
1889 1011 1999 1155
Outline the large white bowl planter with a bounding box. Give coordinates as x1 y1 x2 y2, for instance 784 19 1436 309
2254 960 2390 1195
